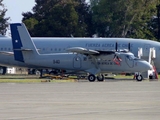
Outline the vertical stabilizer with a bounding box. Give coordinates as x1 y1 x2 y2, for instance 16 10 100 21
10 23 39 62
10 23 24 62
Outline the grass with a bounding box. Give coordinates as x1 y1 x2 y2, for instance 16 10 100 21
0 79 42 83
0 79 77 83
0 74 77 83
114 75 134 79
0 74 159 83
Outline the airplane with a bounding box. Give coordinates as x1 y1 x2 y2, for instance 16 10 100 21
9 23 153 82
0 23 160 76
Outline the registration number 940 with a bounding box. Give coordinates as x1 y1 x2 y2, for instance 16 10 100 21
53 60 60 64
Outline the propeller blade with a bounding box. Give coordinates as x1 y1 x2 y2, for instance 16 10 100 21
113 54 121 65
113 52 122 61
128 43 131 51
115 42 118 52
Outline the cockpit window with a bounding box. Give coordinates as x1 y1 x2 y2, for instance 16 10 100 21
126 55 141 60
126 55 134 60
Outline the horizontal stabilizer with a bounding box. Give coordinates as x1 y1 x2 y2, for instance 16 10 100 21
13 49 33 51
0 51 14 56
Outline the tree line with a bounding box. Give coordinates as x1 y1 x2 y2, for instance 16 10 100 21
0 0 10 35
0 0 159 41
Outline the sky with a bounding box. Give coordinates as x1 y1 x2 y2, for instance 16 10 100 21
3 0 35 23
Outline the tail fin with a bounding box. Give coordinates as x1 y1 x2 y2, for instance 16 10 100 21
10 23 39 62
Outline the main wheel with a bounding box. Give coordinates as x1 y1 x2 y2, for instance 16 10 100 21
88 74 96 82
136 75 143 81
2 67 7 75
97 75 104 82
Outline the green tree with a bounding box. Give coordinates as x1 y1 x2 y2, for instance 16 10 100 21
0 0 10 35
91 0 157 40
22 0 92 37
74 0 94 36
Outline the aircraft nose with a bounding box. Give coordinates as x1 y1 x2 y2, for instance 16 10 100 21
135 61 153 72
142 61 153 71
147 63 153 70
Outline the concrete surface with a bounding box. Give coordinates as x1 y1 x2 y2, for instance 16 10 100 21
0 80 160 120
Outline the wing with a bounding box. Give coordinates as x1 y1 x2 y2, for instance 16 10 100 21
67 47 99 55
67 47 115 55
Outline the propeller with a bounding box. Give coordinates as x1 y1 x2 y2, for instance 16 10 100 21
119 42 131 52
113 42 131 65
113 54 121 65
113 42 122 65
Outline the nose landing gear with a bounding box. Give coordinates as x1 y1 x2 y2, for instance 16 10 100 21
136 74 143 81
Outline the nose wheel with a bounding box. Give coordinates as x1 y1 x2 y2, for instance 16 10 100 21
136 75 143 81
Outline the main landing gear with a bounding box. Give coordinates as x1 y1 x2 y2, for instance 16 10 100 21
88 74 104 82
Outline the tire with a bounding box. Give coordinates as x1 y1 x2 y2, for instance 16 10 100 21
136 75 143 81
88 74 96 82
97 75 104 82
2 67 7 75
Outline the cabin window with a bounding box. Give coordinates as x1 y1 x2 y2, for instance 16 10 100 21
75 57 79 61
